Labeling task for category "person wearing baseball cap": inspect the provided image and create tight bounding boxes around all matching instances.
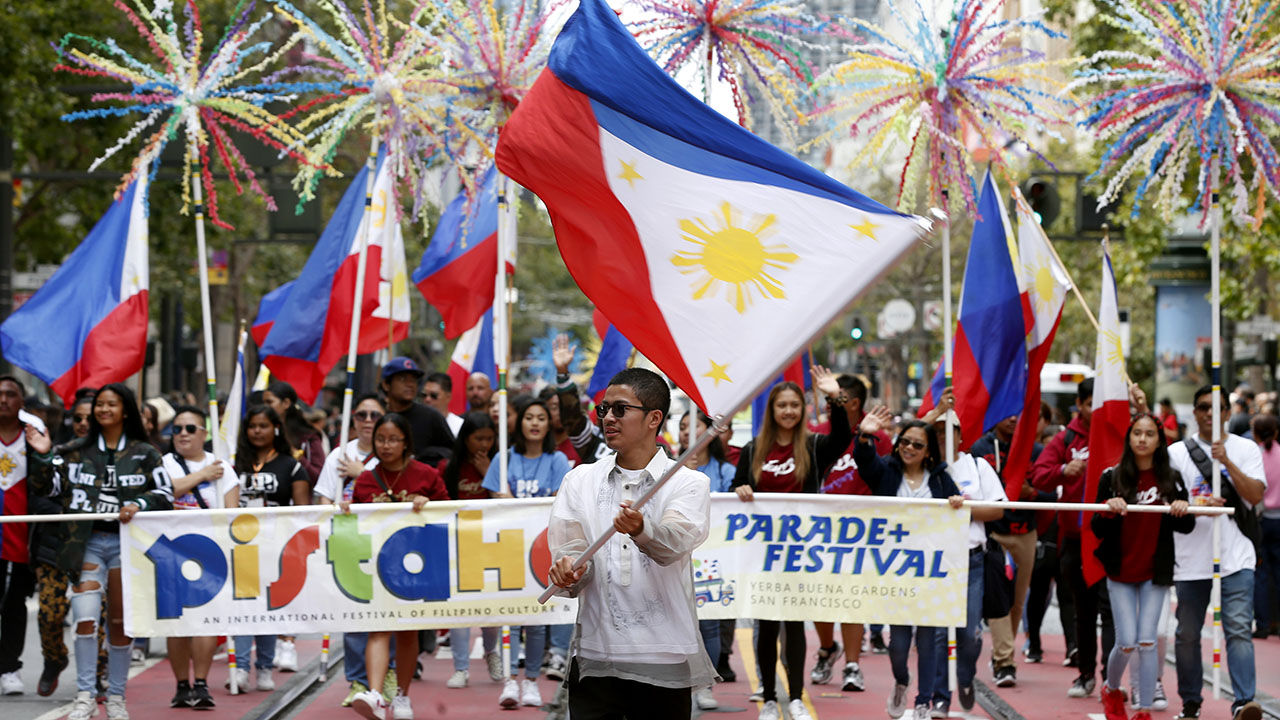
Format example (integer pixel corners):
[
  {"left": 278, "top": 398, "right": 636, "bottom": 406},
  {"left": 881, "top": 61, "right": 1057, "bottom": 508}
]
[{"left": 380, "top": 357, "right": 454, "bottom": 466}]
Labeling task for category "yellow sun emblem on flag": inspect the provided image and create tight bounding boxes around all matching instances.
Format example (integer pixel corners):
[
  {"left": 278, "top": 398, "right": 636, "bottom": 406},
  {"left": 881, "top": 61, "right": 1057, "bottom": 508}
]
[
  {"left": 1024, "top": 261, "right": 1061, "bottom": 315},
  {"left": 1101, "top": 329, "right": 1131, "bottom": 383},
  {"left": 671, "top": 201, "right": 798, "bottom": 314},
  {"left": 0, "top": 452, "right": 14, "bottom": 477}
]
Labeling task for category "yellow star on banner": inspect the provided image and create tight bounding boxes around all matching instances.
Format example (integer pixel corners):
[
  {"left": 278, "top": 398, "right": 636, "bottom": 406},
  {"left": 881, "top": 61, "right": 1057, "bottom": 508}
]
[
  {"left": 850, "top": 216, "right": 879, "bottom": 241},
  {"left": 372, "top": 189, "right": 388, "bottom": 229},
  {"left": 618, "top": 160, "right": 643, "bottom": 189},
  {"left": 703, "top": 359, "right": 732, "bottom": 387},
  {"left": 0, "top": 453, "right": 13, "bottom": 478}
]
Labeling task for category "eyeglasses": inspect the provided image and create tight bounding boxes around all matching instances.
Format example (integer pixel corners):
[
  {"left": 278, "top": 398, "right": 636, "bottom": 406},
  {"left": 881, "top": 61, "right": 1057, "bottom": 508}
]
[
  {"left": 1194, "top": 403, "right": 1214, "bottom": 413},
  {"left": 899, "top": 439, "right": 927, "bottom": 451},
  {"left": 375, "top": 436, "right": 405, "bottom": 446},
  {"left": 173, "top": 424, "right": 203, "bottom": 436},
  {"left": 355, "top": 411, "right": 383, "bottom": 421},
  {"left": 594, "top": 402, "right": 654, "bottom": 420},
  {"left": 422, "top": 391, "right": 440, "bottom": 400},
  {"left": 73, "top": 414, "right": 91, "bottom": 423}
]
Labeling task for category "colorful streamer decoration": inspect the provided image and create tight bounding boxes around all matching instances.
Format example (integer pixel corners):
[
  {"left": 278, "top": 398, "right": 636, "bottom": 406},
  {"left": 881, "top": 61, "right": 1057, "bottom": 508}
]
[
  {"left": 629, "top": 0, "right": 844, "bottom": 144},
  {"left": 268, "top": 0, "right": 450, "bottom": 220},
  {"left": 806, "top": 0, "right": 1077, "bottom": 215},
  {"left": 432, "top": 0, "right": 558, "bottom": 194},
  {"left": 1070, "top": 0, "right": 1280, "bottom": 227},
  {"left": 56, "top": 0, "right": 326, "bottom": 229}
]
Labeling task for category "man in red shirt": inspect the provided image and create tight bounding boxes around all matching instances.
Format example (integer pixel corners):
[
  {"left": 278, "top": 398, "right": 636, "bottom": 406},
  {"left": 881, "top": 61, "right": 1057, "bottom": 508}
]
[{"left": 0, "top": 376, "right": 35, "bottom": 695}]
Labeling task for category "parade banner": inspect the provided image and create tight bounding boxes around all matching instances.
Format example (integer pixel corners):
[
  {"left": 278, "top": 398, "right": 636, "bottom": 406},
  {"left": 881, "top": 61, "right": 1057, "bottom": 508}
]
[
  {"left": 120, "top": 500, "right": 577, "bottom": 638},
  {"left": 696, "top": 495, "right": 970, "bottom": 627},
  {"left": 120, "top": 494, "right": 970, "bottom": 637}
]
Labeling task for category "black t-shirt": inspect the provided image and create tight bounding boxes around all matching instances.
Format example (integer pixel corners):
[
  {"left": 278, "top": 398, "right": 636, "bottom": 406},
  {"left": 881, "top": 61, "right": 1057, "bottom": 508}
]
[
  {"left": 394, "top": 402, "right": 454, "bottom": 466},
  {"left": 238, "top": 454, "right": 307, "bottom": 508}
]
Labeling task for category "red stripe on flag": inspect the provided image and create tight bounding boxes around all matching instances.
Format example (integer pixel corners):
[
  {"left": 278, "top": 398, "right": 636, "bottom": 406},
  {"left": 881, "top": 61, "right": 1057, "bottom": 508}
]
[
  {"left": 1083, "top": 397, "right": 1130, "bottom": 586},
  {"left": 1004, "top": 316, "right": 1061, "bottom": 499},
  {"left": 950, "top": 326, "right": 990, "bottom": 452},
  {"left": 50, "top": 291, "right": 149, "bottom": 407},
  {"left": 417, "top": 233, "right": 498, "bottom": 340}
]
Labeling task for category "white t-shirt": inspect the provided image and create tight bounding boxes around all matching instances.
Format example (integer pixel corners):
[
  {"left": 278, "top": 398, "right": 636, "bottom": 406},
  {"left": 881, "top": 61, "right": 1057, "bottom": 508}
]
[
  {"left": 897, "top": 478, "right": 933, "bottom": 500},
  {"left": 314, "top": 439, "right": 380, "bottom": 503},
  {"left": 1170, "top": 433, "right": 1267, "bottom": 581},
  {"left": 948, "top": 453, "right": 1008, "bottom": 548},
  {"left": 163, "top": 452, "right": 240, "bottom": 509}
]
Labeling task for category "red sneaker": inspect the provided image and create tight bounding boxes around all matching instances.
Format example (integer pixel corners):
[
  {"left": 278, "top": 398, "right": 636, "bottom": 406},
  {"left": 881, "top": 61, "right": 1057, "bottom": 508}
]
[
  {"left": 1102, "top": 685, "right": 1129, "bottom": 720},
  {"left": 1131, "top": 712, "right": 1152, "bottom": 720}
]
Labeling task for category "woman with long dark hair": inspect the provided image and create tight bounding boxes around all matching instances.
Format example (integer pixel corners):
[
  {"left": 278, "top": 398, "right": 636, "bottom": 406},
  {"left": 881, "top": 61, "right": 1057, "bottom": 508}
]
[
  {"left": 341, "top": 413, "right": 449, "bottom": 720},
  {"left": 230, "top": 405, "right": 309, "bottom": 694},
  {"left": 263, "top": 380, "right": 325, "bottom": 485},
  {"left": 853, "top": 406, "right": 964, "bottom": 720},
  {"left": 483, "top": 399, "right": 571, "bottom": 709},
  {"left": 730, "top": 368, "right": 848, "bottom": 720},
  {"left": 27, "top": 383, "right": 173, "bottom": 720},
  {"left": 1094, "top": 414, "right": 1194, "bottom": 720}
]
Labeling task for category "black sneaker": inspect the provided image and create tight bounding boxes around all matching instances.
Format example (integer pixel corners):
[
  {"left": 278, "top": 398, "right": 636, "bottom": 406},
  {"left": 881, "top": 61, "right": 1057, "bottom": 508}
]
[
  {"left": 189, "top": 682, "right": 215, "bottom": 710},
  {"left": 37, "top": 661, "right": 66, "bottom": 697},
  {"left": 1023, "top": 646, "right": 1043, "bottom": 663},
  {"left": 995, "top": 665, "right": 1016, "bottom": 687},
  {"left": 1175, "top": 701, "right": 1201, "bottom": 719},
  {"left": 171, "top": 681, "right": 193, "bottom": 708},
  {"left": 870, "top": 633, "right": 888, "bottom": 654},
  {"left": 1233, "top": 701, "right": 1262, "bottom": 720},
  {"left": 716, "top": 656, "right": 736, "bottom": 683},
  {"left": 958, "top": 685, "right": 975, "bottom": 711}
]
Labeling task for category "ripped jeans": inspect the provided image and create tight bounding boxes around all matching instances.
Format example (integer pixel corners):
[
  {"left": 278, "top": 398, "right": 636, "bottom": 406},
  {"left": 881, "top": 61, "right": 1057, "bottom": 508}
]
[
  {"left": 71, "top": 532, "right": 130, "bottom": 697},
  {"left": 1105, "top": 578, "right": 1167, "bottom": 709}
]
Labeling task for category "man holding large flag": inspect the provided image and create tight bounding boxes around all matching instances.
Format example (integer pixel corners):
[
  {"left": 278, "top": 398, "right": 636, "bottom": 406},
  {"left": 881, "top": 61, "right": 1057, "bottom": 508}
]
[{"left": 496, "top": 0, "right": 924, "bottom": 716}]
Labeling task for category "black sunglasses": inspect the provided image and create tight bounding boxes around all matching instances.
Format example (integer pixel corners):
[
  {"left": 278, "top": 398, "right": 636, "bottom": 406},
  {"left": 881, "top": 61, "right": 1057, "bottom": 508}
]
[
  {"left": 1194, "top": 403, "right": 1215, "bottom": 413},
  {"left": 422, "top": 391, "right": 440, "bottom": 400},
  {"left": 173, "top": 424, "right": 203, "bottom": 435},
  {"left": 595, "top": 402, "right": 655, "bottom": 420},
  {"left": 898, "top": 439, "right": 927, "bottom": 451},
  {"left": 355, "top": 411, "right": 384, "bottom": 421}
]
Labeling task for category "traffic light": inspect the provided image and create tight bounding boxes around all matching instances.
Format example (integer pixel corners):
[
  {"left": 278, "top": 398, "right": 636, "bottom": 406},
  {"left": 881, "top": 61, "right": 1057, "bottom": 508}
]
[
  {"left": 850, "top": 317, "right": 864, "bottom": 340},
  {"left": 1021, "top": 177, "right": 1061, "bottom": 228}
]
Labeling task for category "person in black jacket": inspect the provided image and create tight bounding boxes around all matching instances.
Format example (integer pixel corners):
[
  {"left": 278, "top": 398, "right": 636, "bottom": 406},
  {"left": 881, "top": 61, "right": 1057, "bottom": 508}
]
[
  {"left": 852, "top": 406, "right": 963, "bottom": 720},
  {"left": 730, "top": 367, "right": 848, "bottom": 720},
  {"left": 1091, "top": 413, "right": 1193, "bottom": 720}
]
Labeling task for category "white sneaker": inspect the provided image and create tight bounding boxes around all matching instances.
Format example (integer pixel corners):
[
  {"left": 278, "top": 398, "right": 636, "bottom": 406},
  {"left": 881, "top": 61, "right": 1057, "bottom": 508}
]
[
  {"left": 0, "top": 670, "right": 23, "bottom": 695},
  {"left": 788, "top": 698, "right": 813, "bottom": 720},
  {"left": 499, "top": 678, "right": 519, "bottom": 708},
  {"left": 130, "top": 647, "right": 145, "bottom": 665},
  {"left": 484, "top": 651, "right": 503, "bottom": 682},
  {"left": 758, "top": 699, "right": 781, "bottom": 720},
  {"left": 520, "top": 679, "right": 543, "bottom": 707},
  {"left": 888, "top": 682, "right": 910, "bottom": 718},
  {"left": 106, "top": 694, "right": 129, "bottom": 720},
  {"left": 695, "top": 686, "right": 718, "bottom": 710},
  {"left": 446, "top": 670, "right": 469, "bottom": 689},
  {"left": 225, "top": 668, "right": 251, "bottom": 694},
  {"left": 276, "top": 641, "right": 298, "bottom": 672},
  {"left": 257, "top": 669, "right": 275, "bottom": 691},
  {"left": 545, "top": 653, "right": 567, "bottom": 681},
  {"left": 842, "top": 662, "right": 865, "bottom": 692},
  {"left": 68, "top": 691, "right": 97, "bottom": 720},
  {"left": 912, "top": 704, "right": 931, "bottom": 720},
  {"left": 351, "top": 689, "right": 387, "bottom": 720},
  {"left": 391, "top": 694, "right": 413, "bottom": 720}
]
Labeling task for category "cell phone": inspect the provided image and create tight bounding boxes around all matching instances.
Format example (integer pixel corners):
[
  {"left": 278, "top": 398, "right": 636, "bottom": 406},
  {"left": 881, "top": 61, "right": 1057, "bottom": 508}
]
[{"left": 19, "top": 409, "right": 47, "bottom": 436}]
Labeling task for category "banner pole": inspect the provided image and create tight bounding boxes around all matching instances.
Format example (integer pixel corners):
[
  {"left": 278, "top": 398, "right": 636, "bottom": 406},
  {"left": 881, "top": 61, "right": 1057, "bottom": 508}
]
[
  {"left": 337, "top": 134, "right": 381, "bottom": 457},
  {"left": 1210, "top": 191, "right": 1222, "bottom": 699},
  {"left": 935, "top": 200, "right": 958, "bottom": 694},
  {"left": 495, "top": 173, "right": 512, "bottom": 496},
  {"left": 188, "top": 122, "right": 221, "bottom": 477}
]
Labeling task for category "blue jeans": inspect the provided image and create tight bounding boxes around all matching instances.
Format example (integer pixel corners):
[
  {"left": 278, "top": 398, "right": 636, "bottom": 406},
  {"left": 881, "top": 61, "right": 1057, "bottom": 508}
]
[
  {"left": 344, "top": 633, "right": 368, "bottom": 685},
  {"left": 449, "top": 627, "right": 499, "bottom": 672},
  {"left": 934, "top": 548, "right": 985, "bottom": 701},
  {"left": 1175, "top": 570, "right": 1256, "bottom": 711},
  {"left": 509, "top": 625, "right": 548, "bottom": 679},
  {"left": 234, "top": 635, "right": 276, "bottom": 671},
  {"left": 1256, "top": 517, "right": 1280, "bottom": 632},
  {"left": 549, "top": 623, "right": 573, "bottom": 656},
  {"left": 890, "top": 625, "right": 939, "bottom": 706},
  {"left": 72, "top": 532, "right": 129, "bottom": 696},
  {"left": 1106, "top": 579, "right": 1166, "bottom": 708},
  {"left": 699, "top": 619, "right": 720, "bottom": 668}
]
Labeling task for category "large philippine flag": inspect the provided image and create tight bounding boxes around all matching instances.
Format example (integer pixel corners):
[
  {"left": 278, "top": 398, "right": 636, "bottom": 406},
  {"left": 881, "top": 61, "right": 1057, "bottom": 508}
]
[
  {"left": 920, "top": 173, "right": 1028, "bottom": 453},
  {"left": 495, "top": 0, "right": 924, "bottom": 417},
  {"left": 1083, "top": 241, "right": 1131, "bottom": 586},
  {"left": 1, "top": 179, "right": 148, "bottom": 406},
  {"left": 413, "top": 166, "right": 515, "bottom": 339},
  {"left": 585, "top": 309, "right": 634, "bottom": 404},
  {"left": 1003, "top": 194, "right": 1071, "bottom": 498},
  {"left": 447, "top": 310, "right": 496, "bottom": 416},
  {"left": 259, "top": 148, "right": 410, "bottom": 403}
]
